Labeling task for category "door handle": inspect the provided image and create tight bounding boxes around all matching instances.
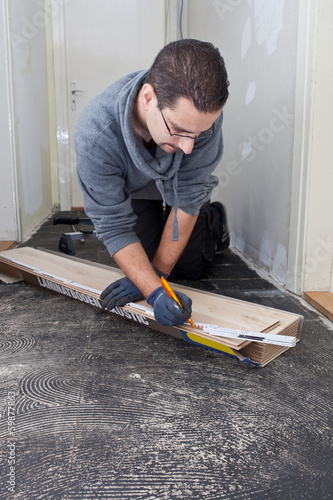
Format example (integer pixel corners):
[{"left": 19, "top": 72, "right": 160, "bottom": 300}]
[{"left": 70, "top": 81, "right": 85, "bottom": 110}]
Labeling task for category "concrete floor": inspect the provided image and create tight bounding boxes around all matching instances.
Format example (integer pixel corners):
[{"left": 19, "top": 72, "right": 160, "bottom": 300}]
[{"left": 0, "top": 211, "right": 332, "bottom": 499}]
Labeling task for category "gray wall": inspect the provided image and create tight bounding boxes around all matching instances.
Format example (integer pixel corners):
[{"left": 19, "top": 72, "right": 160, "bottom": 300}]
[{"left": 188, "top": 0, "right": 299, "bottom": 285}]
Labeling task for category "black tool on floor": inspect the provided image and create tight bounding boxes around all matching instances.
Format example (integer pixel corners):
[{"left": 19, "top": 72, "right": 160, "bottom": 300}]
[{"left": 53, "top": 216, "right": 96, "bottom": 255}]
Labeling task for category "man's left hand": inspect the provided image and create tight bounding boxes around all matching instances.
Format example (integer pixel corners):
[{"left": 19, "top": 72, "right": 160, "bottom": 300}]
[{"left": 100, "top": 277, "right": 144, "bottom": 310}]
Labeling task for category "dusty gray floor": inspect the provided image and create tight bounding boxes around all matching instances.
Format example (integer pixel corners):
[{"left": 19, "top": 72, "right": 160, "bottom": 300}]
[{"left": 0, "top": 212, "right": 332, "bottom": 499}]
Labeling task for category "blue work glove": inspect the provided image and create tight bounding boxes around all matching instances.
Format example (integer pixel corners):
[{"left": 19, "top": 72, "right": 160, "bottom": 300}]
[
  {"left": 100, "top": 277, "right": 144, "bottom": 310},
  {"left": 146, "top": 286, "right": 192, "bottom": 326}
]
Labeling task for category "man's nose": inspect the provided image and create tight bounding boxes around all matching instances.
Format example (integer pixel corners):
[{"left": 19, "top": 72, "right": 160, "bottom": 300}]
[{"left": 178, "top": 138, "right": 194, "bottom": 155}]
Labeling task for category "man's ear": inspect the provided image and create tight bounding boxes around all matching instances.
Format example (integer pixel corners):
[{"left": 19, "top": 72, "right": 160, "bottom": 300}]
[{"left": 141, "top": 83, "right": 156, "bottom": 111}]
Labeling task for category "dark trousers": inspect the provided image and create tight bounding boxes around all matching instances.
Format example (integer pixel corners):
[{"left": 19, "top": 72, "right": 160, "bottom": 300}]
[{"left": 131, "top": 199, "right": 220, "bottom": 280}]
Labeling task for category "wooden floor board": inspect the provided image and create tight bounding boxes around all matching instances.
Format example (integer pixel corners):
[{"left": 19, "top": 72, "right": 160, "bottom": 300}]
[
  {"left": 304, "top": 291, "right": 333, "bottom": 322},
  {"left": 0, "top": 247, "right": 303, "bottom": 366},
  {"left": 0, "top": 241, "right": 17, "bottom": 251}
]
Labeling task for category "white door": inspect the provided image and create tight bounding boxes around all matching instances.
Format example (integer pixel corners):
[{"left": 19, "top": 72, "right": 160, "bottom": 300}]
[{"left": 54, "top": 0, "right": 166, "bottom": 209}]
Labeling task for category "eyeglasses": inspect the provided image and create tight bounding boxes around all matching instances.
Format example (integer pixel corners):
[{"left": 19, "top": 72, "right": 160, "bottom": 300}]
[{"left": 155, "top": 93, "right": 215, "bottom": 141}]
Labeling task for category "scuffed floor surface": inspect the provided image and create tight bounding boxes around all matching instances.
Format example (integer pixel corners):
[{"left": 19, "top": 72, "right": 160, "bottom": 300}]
[{"left": 0, "top": 212, "right": 332, "bottom": 499}]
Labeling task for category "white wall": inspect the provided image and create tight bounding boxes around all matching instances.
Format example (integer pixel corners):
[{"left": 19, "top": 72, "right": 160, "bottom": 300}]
[
  {"left": 0, "top": 1, "right": 18, "bottom": 241},
  {"left": 187, "top": 0, "right": 299, "bottom": 285},
  {"left": 0, "top": 0, "right": 53, "bottom": 242},
  {"left": 302, "top": 0, "right": 333, "bottom": 292}
]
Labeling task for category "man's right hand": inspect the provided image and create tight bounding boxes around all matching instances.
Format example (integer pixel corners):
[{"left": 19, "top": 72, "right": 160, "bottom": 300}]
[
  {"left": 146, "top": 286, "right": 192, "bottom": 326},
  {"left": 100, "top": 277, "right": 144, "bottom": 310}
]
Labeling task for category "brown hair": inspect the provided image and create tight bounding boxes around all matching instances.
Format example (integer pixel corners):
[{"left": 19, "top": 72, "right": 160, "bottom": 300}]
[{"left": 144, "top": 39, "right": 229, "bottom": 112}]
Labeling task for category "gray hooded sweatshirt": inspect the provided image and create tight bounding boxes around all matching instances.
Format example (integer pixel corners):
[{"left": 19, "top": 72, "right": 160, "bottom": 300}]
[{"left": 75, "top": 70, "right": 224, "bottom": 257}]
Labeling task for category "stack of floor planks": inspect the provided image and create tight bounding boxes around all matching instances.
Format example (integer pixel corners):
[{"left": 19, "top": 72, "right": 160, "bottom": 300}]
[
  {"left": 0, "top": 248, "right": 303, "bottom": 367},
  {"left": 239, "top": 315, "right": 300, "bottom": 366}
]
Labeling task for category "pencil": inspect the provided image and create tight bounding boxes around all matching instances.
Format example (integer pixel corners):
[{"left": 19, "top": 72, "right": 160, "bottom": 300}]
[{"left": 161, "top": 276, "right": 195, "bottom": 328}]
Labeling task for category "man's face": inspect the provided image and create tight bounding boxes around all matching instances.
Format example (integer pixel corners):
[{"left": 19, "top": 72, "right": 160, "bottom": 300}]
[{"left": 146, "top": 95, "right": 221, "bottom": 155}]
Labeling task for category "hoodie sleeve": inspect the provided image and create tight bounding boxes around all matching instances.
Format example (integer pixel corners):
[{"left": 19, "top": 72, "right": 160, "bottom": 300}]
[
  {"left": 167, "top": 111, "right": 224, "bottom": 215},
  {"left": 75, "top": 129, "right": 140, "bottom": 257}
]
